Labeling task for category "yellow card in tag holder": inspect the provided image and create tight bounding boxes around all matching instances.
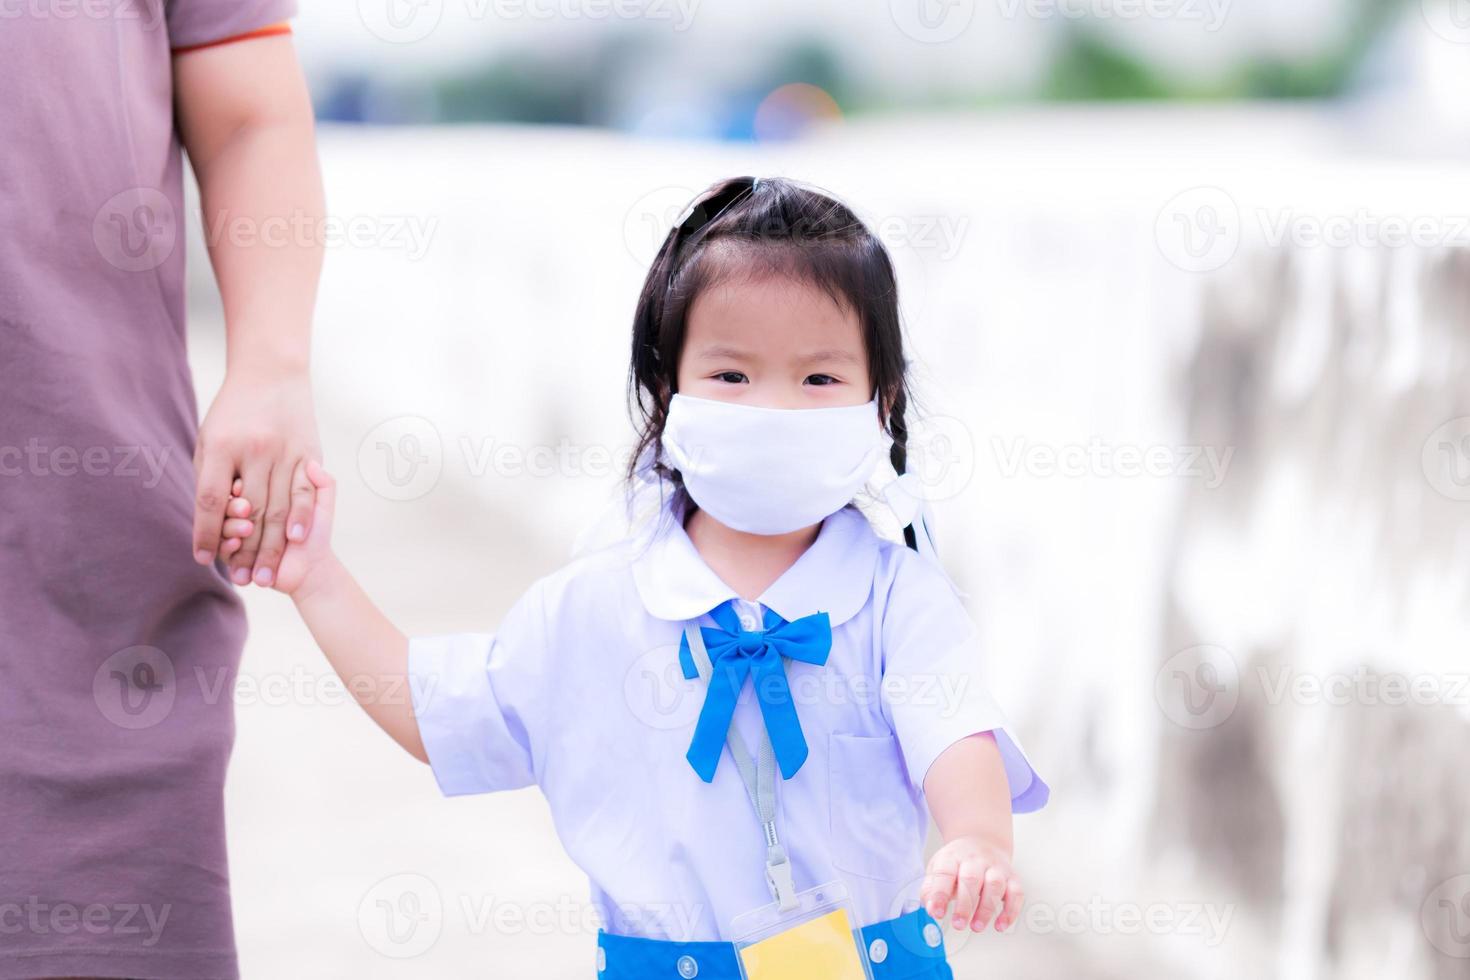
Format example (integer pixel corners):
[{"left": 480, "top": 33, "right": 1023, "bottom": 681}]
[
  {"left": 738, "top": 908, "right": 867, "bottom": 980},
  {"left": 731, "top": 881, "right": 873, "bottom": 980}
]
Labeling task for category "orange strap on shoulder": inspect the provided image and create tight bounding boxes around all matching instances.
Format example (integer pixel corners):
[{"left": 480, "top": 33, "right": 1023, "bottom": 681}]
[{"left": 172, "top": 22, "right": 292, "bottom": 56}]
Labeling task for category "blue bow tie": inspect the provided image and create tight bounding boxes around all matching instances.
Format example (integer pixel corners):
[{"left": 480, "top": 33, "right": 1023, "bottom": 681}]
[{"left": 678, "top": 600, "right": 833, "bottom": 783}]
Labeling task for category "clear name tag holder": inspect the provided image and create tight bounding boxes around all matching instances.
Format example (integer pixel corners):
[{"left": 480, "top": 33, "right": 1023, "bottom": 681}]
[
  {"left": 683, "top": 623, "right": 874, "bottom": 980},
  {"left": 731, "top": 879, "right": 873, "bottom": 980}
]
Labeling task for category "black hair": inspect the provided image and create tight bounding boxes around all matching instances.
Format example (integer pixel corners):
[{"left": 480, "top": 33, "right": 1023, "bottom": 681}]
[{"left": 626, "top": 176, "right": 918, "bottom": 549}]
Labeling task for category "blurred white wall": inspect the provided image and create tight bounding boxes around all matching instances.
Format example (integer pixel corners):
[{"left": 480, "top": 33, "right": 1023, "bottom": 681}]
[{"left": 183, "top": 102, "right": 1470, "bottom": 978}]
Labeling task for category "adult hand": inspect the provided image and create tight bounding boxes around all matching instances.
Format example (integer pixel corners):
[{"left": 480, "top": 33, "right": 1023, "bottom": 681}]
[
  {"left": 192, "top": 366, "right": 320, "bottom": 587},
  {"left": 176, "top": 33, "right": 324, "bottom": 589}
]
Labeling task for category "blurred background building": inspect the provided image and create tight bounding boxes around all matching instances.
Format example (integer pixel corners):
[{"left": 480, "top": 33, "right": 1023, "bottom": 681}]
[{"left": 184, "top": 1, "right": 1470, "bottom": 976}]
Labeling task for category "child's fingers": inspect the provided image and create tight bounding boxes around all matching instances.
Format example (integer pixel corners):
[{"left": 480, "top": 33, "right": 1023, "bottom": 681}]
[
  {"left": 305, "top": 460, "right": 337, "bottom": 523},
  {"left": 994, "top": 877, "right": 1025, "bottom": 933},
  {"left": 221, "top": 536, "right": 243, "bottom": 557},
  {"left": 920, "top": 855, "right": 959, "bottom": 920},
  {"left": 950, "top": 859, "right": 984, "bottom": 929},
  {"left": 306, "top": 459, "right": 335, "bottom": 492},
  {"left": 286, "top": 458, "right": 315, "bottom": 543},
  {"left": 228, "top": 461, "right": 270, "bottom": 585},
  {"left": 226, "top": 495, "right": 251, "bottom": 520},
  {"left": 222, "top": 518, "right": 255, "bottom": 540},
  {"left": 970, "top": 867, "right": 1008, "bottom": 932},
  {"left": 232, "top": 477, "right": 244, "bottom": 497}
]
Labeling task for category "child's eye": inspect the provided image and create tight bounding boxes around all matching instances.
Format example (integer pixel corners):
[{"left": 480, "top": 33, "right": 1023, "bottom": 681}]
[
  {"left": 713, "top": 371, "right": 748, "bottom": 384},
  {"left": 804, "top": 374, "right": 840, "bottom": 386}
]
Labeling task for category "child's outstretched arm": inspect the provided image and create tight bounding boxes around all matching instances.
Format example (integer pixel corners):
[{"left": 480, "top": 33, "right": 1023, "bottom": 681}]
[
  {"left": 232, "top": 462, "right": 427, "bottom": 762},
  {"left": 920, "top": 732, "right": 1021, "bottom": 934}
]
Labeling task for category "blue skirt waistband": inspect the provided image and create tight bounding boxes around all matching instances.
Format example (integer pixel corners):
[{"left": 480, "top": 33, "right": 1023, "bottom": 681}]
[{"left": 596, "top": 907, "right": 953, "bottom": 979}]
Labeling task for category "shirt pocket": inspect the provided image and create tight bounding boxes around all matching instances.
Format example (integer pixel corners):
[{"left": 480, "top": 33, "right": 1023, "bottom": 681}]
[{"left": 826, "top": 731, "right": 925, "bottom": 881}]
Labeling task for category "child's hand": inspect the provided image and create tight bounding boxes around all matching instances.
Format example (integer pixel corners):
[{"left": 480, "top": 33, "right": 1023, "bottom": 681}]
[
  {"left": 920, "top": 835, "right": 1023, "bottom": 934},
  {"left": 222, "top": 461, "right": 337, "bottom": 596},
  {"left": 213, "top": 478, "right": 255, "bottom": 561}
]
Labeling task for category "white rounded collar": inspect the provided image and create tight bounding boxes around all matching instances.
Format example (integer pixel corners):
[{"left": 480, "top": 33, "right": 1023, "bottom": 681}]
[{"left": 630, "top": 503, "right": 881, "bottom": 626}]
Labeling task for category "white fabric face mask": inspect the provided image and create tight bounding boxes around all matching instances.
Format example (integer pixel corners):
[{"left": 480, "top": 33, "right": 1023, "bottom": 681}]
[{"left": 660, "top": 393, "right": 888, "bottom": 535}]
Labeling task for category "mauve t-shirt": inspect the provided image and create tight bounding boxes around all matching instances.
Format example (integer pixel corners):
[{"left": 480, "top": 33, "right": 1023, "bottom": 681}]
[{"left": 0, "top": 2, "right": 294, "bottom": 977}]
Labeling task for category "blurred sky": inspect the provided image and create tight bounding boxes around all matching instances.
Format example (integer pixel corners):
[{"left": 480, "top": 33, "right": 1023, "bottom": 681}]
[
  {"left": 289, "top": 0, "right": 1470, "bottom": 138},
  {"left": 303, "top": 0, "right": 1352, "bottom": 73}
]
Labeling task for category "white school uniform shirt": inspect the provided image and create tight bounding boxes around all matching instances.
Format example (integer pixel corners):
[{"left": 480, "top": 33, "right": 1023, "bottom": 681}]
[{"left": 409, "top": 502, "right": 1048, "bottom": 941}]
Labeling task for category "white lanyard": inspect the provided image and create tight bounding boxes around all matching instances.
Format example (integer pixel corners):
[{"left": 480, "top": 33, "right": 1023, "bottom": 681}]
[{"left": 683, "top": 619, "right": 800, "bottom": 911}]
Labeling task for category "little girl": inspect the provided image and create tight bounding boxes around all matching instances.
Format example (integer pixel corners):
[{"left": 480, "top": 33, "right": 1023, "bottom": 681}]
[{"left": 236, "top": 177, "right": 1048, "bottom": 978}]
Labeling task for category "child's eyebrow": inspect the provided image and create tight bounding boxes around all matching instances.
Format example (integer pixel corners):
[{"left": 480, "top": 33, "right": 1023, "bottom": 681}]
[
  {"left": 692, "top": 345, "right": 751, "bottom": 361},
  {"left": 799, "top": 348, "right": 861, "bottom": 365}
]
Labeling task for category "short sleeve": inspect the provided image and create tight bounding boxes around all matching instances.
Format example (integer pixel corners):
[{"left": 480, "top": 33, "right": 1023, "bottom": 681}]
[
  {"left": 880, "top": 551, "right": 1049, "bottom": 813},
  {"left": 166, "top": 0, "right": 296, "bottom": 51},
  {"left": 409, "top": 586, "right": 548, "bottom": 797}
]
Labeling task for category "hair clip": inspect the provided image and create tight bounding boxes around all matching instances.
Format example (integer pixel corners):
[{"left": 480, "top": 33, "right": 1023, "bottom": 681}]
[
  {"left": 663, "top": 179, "right": 759, "bottom": 293},
  {"left": 670, "top": 178, "right": 757, "bottom": 237}
]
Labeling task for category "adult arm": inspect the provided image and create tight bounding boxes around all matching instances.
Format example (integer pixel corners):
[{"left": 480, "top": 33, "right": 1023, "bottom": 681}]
[{"left": 175, "top": 34, "right": 324, "bottom": 587}]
